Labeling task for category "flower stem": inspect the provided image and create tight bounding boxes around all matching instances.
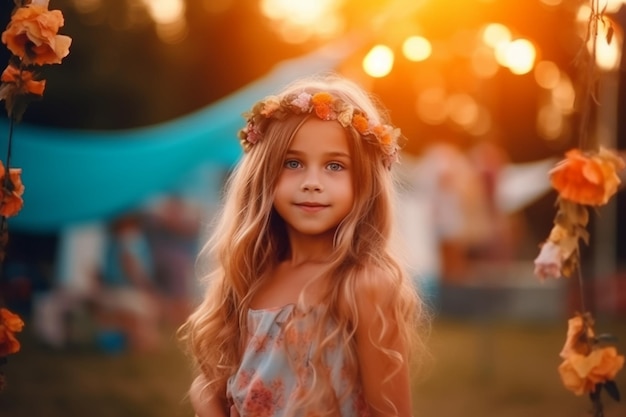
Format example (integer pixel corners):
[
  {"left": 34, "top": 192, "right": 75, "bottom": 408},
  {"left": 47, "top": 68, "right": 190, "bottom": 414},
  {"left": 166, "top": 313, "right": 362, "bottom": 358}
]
[
  {"left": 578, "top": 0, "right": 601, "bottom": 152},
  {"left": 576, "top": 250, "right": 587, "bottom": 316},
  {"left": 0, "top": 115, "right": 14, "bottom": 305}
]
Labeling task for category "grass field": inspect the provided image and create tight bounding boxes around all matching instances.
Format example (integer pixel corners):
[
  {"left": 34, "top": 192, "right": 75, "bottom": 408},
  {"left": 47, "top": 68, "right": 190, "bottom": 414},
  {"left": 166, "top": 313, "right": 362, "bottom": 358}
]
[{"left": 0, "top": 316, "right": 625, "bottom": 417}]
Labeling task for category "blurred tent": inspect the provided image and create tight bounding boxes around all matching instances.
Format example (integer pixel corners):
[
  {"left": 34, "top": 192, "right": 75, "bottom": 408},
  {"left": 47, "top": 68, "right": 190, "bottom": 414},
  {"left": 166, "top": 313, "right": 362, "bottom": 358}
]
[{"left": 0, "top": 36, "right": 364, "bottom": 232}]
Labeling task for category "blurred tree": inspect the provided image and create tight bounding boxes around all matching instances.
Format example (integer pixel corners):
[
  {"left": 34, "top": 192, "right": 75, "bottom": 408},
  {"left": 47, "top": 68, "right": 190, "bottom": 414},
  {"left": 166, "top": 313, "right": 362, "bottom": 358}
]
[{"left": 0, "top": 0, "right": 309, "bottom": 130}]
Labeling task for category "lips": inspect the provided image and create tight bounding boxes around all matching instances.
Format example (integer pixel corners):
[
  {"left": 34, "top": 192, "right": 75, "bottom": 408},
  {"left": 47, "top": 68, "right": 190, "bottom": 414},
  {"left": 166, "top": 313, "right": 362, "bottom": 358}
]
[{"left": 295, "top": 202, "right": 328, "bottom": 212}]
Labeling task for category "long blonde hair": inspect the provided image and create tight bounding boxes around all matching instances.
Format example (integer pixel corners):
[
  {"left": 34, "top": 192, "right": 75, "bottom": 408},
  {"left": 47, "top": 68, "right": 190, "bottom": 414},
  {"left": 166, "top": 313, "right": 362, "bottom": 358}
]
[{"left": 179, "top": 73, "right": 427, "bottom": 415}]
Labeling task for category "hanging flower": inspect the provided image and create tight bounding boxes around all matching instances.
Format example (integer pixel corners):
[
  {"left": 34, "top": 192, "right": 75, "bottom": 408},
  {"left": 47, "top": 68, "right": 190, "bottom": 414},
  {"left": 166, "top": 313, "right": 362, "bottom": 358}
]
[
  {"left": 0, "top": 63, "right": 45, "bottom": 95},
  {"left": 549, "top": 148, "right": 625, "bottom": 207},
  {"left": 0, "top": 63, "right": 46, "bottom": 118},
  {"left": 557, "top": 315, "right": 624, "bottom": 396},
  {"left": 0, "top": 161, "right": 24, "bottom": 218},
  {"left": 0, "top": 1, "right": 72, "bottom": 66},
  {"left": 0, "top": 1, "right": 71, "bottom": 392},
  {"left": 533, "top": 222, "right": 581, "bottom": 280},
  {"left": 533, "top": 241, "right": 564, "bottom": 280},
  {"left": 0, "top": 308, "right": 24, "bottom": 356}
]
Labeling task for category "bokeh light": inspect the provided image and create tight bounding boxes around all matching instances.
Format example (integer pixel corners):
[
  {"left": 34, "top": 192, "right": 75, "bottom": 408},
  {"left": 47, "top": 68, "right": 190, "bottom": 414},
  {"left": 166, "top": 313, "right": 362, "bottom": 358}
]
[
  {"left": 363, "top": 45, "right": 395, "bottom": 78},
  {"left": 551, "top": 75, "right": 576, "bottom": 114},
  {"left": 471, "top": 45, "right": 499, "bottom": 79},
  {"left": 537, "top": 103, "right": 564, "bottom": 140},
  {"left": 534, "top": 60, "right": 560, "bottom": 89},
  {"left": 416, "top": 87, "right": 447, "bottom": 125},
  {"left": 482, "top": 23, "right": 511, "bottom": 49},
  {"left": 141, "top": 0, "right": 185, "bottom": 25},
  {"left": 71, "top": 0, "right": 102, "bottom": 14},
  {"left": 202, "top": 0, "right": 234, "bottom": 14},
  {"left": 447, "top": 93, "right": 479, "bottom": 128},
  {"left": 503, "top": 39, "right": 536, "bottom": 75},
  {"left": 402, "top": 36, "right": 432, "bottom": 62},
  {"left": 141, "top": 0, "right": 187, "bottom": 43}
]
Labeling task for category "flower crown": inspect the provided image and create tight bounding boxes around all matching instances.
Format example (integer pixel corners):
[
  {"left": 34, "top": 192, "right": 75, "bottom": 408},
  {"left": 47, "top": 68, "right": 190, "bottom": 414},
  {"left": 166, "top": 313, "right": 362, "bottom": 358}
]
[{"left": 238, "top": 91, "right": 402, "bottom": 169}]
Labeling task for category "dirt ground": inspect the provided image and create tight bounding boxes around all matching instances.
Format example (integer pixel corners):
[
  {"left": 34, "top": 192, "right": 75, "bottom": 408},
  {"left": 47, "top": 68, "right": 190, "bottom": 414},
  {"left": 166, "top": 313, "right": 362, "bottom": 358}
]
[{"left": 0, "top": 316, "right": 625, "bottom": 417}]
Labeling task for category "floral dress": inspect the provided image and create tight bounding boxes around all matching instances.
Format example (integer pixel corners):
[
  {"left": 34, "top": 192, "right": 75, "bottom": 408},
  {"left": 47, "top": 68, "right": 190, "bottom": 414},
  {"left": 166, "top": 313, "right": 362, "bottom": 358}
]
[{"left": 226, "top": 304, "right": 370, "bottom": 417}]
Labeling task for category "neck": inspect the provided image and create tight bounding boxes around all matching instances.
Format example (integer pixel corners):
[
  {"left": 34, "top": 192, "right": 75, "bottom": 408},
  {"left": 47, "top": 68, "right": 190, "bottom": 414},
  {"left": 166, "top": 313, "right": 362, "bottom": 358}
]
[{"left": 284, "top": 231, "right": 335, "bottom": 266}]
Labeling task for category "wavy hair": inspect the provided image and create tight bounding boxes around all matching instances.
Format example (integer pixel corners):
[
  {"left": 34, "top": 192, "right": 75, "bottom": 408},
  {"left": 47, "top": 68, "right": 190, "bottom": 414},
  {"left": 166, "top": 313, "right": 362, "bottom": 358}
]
[{"left": 178, "top": 73, "right": 428, "bottom": 416}]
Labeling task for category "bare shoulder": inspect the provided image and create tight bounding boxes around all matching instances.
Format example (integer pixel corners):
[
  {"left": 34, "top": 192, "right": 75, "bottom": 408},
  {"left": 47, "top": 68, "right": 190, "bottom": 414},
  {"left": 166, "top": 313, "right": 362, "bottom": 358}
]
[{"left": 353, "top": 263, "right": 402, "bottom": 311}]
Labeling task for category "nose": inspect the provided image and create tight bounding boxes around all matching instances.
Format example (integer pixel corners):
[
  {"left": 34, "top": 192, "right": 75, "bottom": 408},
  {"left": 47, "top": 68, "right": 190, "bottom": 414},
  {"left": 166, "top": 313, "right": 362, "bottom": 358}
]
[
  {"left": 301, "top": 170, "right": 323, "bottom": 192},
  {"left": 301, "top": 182, "right": 322, "bottom": 192}
]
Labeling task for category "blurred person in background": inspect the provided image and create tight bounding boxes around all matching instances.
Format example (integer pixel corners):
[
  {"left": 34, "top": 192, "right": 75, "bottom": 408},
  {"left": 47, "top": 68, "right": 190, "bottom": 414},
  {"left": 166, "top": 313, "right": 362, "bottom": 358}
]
[
  {"left": 144, "top": 194, "right": 203, "bottom": 327},
  {"left": 93, "top": 212, "right": 163, "bottom": 353},
  {"left": 33, "top": 212, "right": 163, "bottom": 353}
]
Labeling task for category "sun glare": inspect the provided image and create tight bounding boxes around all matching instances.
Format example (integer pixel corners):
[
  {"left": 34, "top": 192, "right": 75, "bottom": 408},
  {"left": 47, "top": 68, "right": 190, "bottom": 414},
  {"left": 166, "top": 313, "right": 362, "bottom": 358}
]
[{"left": 260, "top": 0, "right": 343, "bottom": 42}]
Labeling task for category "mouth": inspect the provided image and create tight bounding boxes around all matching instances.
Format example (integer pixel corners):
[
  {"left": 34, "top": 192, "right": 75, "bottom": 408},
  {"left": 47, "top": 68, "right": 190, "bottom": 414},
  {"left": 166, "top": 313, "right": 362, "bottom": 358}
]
[{"left": 295, "top": 202, "right": 328, "bottom": 212}]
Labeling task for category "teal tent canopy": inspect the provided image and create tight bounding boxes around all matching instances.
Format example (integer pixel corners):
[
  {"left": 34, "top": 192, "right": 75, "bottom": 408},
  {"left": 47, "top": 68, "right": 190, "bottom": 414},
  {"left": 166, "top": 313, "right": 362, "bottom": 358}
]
[{"left": 0, "top": 38, "right": 362, "bottom": 232}]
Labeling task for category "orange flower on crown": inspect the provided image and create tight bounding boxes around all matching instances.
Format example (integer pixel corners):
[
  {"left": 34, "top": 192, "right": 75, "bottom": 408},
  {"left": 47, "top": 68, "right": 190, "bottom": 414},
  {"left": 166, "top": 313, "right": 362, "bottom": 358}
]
[
  {"left": 372, "top": 125, "right": 392, "bottom": 145},
  {"left": 0, "top": 308, "right": 24, "bottom": 356},
  {"left": 557, "top": 315, "right": 625, "bottom": 396},
  {"left": 0, "top": 161, "right": 25, "bottom": 218},
  {"left": 311, "top": 92, "right": 333, "bottom": 120},
  {"left": 1, "top": 1, "right": 72, "bottom": 66},
  {"left": 352, "top": 114, "right": 369, "bottom": 134},
  {"left": 549, "top": 148, "right": 625, "bottom": 206}
]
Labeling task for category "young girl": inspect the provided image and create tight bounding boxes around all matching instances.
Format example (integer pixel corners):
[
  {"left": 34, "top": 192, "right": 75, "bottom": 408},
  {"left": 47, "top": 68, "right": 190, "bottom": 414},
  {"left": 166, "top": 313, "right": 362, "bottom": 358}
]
[{"left": 178, "top": 73, "right": 427, "bottom": 417}]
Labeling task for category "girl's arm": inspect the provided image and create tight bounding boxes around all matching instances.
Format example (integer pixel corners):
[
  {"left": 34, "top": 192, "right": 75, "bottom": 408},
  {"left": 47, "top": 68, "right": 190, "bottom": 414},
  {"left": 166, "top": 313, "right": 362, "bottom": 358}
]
[
  {"left": 189, "top": 375, "right": 228, "bottom": 417},
  {"left": 354, "top": 277, "right": 413, "bottom": 417}
]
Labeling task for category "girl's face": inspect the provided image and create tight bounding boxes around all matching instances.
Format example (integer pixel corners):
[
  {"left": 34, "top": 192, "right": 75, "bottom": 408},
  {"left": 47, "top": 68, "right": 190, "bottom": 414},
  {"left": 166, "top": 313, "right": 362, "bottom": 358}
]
[{"left": 273, "top": 118, "right": 354, "bottom": 240}]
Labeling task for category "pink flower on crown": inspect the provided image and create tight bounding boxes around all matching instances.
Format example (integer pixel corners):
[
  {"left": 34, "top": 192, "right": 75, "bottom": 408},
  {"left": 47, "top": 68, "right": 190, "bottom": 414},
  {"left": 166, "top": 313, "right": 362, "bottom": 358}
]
[
  {"left": 290, "top": 92, "right": 312, "bottom": 113},
  {"left": 383, "top": 149, "right": 399, "bottom": 169},
  {"left": 245, "top": 122, "right": 262, "bottom": 144},
  {"left": 260, "top": 95, "right": 280, "bottom": 117}
]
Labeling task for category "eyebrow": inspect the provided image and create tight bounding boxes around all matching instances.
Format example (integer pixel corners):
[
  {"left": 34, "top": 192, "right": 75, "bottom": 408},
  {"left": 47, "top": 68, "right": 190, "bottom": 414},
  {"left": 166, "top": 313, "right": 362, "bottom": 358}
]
[{"left": 285, "top": 150, "right": 351, "bottom": 159}]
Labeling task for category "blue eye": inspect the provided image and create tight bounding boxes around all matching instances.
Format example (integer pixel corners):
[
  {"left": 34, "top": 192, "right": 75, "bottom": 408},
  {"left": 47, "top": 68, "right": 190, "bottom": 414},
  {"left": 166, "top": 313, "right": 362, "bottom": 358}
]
[
  {"left": 327, "top": 162, "right": 343, "bottom": 171},
  {"left": 285, "top": 160, "right": 301, "bottom": 169}
]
